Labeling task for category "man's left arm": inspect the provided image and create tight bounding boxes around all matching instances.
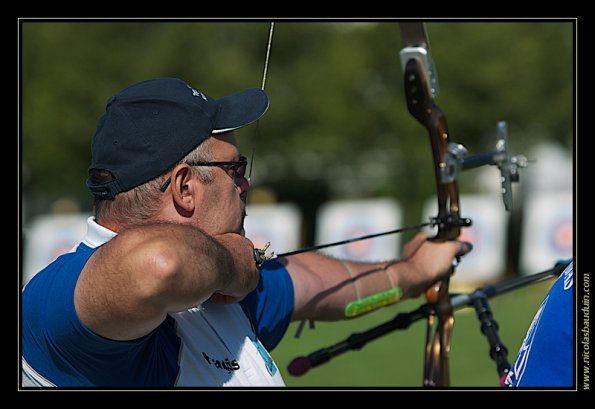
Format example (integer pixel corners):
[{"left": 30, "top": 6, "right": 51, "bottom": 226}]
[{"left": 284, "top": 233, "right": 464, "bottom": 321}]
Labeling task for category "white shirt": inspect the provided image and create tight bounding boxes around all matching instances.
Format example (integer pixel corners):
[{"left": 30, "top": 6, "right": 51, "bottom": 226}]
[{"left": 22, "top": 217, "right": 285, "bottom": 387}]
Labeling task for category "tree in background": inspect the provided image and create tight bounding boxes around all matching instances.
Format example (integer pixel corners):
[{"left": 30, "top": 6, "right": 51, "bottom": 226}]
[{"left": 21, "top": 20, "right": 573, "bottom": 235}]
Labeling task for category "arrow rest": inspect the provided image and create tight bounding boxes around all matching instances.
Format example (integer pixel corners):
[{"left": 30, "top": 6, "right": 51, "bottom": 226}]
[{"left": 429, "top": 214, "right": 472, "bottom": 231}]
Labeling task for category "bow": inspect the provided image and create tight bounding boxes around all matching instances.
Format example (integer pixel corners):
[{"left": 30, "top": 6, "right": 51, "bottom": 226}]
[
  {"left": 399, "top": 22, "right": 472, "bottom": 387},
  {"left": 255, "top": 22, "right": 529, "bottom": 385}
]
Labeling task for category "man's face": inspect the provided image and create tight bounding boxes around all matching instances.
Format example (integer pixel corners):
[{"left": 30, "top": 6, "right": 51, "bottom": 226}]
[{"left": 193, "top": 132, "right": 251, "bottom": 236}]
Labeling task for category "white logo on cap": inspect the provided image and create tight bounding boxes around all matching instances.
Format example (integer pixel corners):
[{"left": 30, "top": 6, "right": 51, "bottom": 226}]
[{"left": 187, "top": 84, "right": 208, "bottom": 101}]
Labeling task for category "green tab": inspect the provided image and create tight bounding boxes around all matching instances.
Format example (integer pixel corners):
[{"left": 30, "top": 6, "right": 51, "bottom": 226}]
[{"left": 344, "top": 288, "right": 403, "bottom": 318}]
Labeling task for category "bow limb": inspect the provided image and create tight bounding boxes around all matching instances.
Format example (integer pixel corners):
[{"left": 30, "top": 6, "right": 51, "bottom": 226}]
[{"left": 400, "top": 22, "right": 470, "bottom": 387}]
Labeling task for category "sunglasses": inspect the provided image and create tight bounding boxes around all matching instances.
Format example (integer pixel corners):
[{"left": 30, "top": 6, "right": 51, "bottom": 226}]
[{"left": 159, "top": 156, "right": 248, "bottom": 192}]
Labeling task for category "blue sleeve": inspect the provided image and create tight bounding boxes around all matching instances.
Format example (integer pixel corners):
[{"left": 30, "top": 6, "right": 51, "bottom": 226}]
[
  {"left": 22, "top": 247, "right": 180, "bottom": 387},
  {"left": 504, "top": 261, "right": 574, "bottom": 387},
  {"left": 240, "top": 259, "right": 294, "bottom": 351}
]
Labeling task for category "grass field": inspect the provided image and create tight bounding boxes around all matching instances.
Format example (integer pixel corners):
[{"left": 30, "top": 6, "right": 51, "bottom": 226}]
[{"left": 269, "top": 279, "right": 554, "bottom": 388}]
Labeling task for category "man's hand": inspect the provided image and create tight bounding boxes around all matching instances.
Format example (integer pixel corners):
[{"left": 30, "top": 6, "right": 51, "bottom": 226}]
[
  {"left": 398, "top": 233, "right": 472, "bottom": 298},
  {"left": 210, "top": 233, "right": 261, "bottom": 304}
]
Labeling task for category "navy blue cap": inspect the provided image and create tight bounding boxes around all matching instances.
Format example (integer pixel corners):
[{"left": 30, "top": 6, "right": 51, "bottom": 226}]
[{"left": 86, "top": 78, "right": 269, "bottom": 199}]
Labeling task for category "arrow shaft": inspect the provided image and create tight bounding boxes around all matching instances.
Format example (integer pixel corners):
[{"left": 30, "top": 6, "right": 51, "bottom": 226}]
[{"left": 273, "top": 222, "right": 430, "bottom": 259}]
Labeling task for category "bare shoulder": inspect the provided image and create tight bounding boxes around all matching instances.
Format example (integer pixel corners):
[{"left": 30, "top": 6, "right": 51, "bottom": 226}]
[
  {"left": 73, "top": 222, "right": 230, "bottom": 341},
  {"left": 73, "top": 224, "right": 183, "bottom": 341}
]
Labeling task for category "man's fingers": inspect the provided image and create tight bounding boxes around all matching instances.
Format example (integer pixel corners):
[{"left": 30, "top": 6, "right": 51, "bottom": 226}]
[{"left": 402, "top": 233, "right": 430, "bottom": 259}]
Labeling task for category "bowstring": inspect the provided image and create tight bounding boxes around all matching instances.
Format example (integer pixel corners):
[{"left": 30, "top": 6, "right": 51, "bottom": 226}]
[
  {"left": 248, "top": 22, "right": 275, "bottom": 181},
  {"left": 251, "top": 23, "right": 316, "bottom": 339},
  {"left": 261, "top": 22, "right": 275, "bottom": 91}
]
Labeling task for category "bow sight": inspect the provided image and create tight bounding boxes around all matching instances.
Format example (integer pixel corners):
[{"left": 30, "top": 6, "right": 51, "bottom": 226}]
[{"left": 442, "top": 121, "right": 529, "bottom": 211}]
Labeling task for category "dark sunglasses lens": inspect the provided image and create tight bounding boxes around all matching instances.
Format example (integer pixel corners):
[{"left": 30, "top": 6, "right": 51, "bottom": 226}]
[{"left": 236, "top": 163, "right": 247, "bottom": 178}]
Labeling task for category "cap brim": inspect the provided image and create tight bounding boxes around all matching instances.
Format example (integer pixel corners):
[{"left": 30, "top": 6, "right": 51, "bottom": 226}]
[{"left": 212, "top": 88, "right": 269, "bottom": 134}]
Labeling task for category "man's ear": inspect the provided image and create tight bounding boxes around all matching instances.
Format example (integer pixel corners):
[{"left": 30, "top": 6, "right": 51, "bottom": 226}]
[{"left": 170, "top": 164, "right": 196, "bottom": 215}]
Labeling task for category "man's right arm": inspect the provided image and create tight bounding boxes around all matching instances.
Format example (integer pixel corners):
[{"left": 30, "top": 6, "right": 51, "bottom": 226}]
[{"left": 74, "top": 223, "right": 259, "bottom": 341}]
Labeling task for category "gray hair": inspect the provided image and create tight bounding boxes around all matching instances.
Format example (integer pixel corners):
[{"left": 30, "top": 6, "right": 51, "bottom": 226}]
[{"left": 93, "top": 138, "right": 216, "bottom": 226}]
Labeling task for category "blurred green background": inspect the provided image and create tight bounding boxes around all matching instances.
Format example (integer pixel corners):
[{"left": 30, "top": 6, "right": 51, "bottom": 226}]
[
  {"left": 21, "top": 20, "right": 573, "bottom": 227},
  {"left": 270, "top": 279, "right": 554, "bottom": 387},
  {"left": 20, "top": 19, "right": 574, "bottom": 387}
]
